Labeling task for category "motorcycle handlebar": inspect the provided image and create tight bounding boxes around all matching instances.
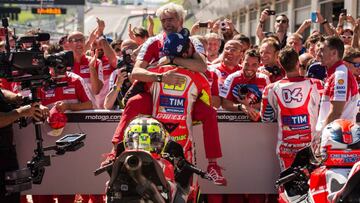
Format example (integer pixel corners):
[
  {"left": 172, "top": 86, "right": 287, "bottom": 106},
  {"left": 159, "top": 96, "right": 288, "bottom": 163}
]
[
  {"left": 177, "top": 159, "right": 211, "bottom": 180},
  {"left": 275, "top": 172, "right": 299, "bottom": 186}
]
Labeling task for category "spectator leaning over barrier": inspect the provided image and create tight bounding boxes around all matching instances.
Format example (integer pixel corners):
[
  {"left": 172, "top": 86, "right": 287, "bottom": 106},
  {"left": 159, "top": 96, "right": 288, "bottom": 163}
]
[
  {"left": 258, "top": 38, "right": 285, "bottom": 83},
  {"left": 257, "top": 9, "right": 289, "bottom": 48},
  {"left": 221, "top": 49, "right": 270, "bottom": 121},
  {"left": 260, "top": 46, "right": 323, "bottom": 171},
  {"left": 315, "top": 36, "right": 359, "bottom": 153},
  {"left": 67, "top": 31, "right": 103, "bottom": 108}
]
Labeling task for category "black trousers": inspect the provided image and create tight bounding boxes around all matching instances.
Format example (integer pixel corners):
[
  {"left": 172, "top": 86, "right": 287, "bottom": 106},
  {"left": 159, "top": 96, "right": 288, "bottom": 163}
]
[{"left": 0, "top": 146, "right": 20, "bottom": 203}]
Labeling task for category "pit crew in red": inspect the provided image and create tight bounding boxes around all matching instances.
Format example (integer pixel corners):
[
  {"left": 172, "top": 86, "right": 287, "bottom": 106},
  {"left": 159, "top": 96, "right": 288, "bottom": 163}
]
[
  {"left": 315, "top": 36, "right": 359, "bottom": 132},
  {"left": 38, "top": 71, "right": 93, "bottom": 110},
  {"left": 221, "top": 49, "right": 270, "bottom": 121},
  {"left": 260, "top": 47, "right": 323, "bottom": 170},
  {"left": 208, "top": 40, "right": 243, "bottom": 92},
  {"left": 67, "top": 31, "right": 104, "bottom": 108}
]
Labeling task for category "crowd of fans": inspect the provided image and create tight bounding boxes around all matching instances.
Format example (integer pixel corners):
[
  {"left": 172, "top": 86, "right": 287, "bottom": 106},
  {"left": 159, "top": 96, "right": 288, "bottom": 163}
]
[{"left": 1, "top": 2, "right": 360, "bottom": 203}]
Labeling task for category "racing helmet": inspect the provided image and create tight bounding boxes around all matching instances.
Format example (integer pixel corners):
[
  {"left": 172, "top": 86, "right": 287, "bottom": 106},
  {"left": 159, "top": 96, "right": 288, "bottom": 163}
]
[
  {"left": 321, "top": 119, "right": 360, "bottom": 166},
  {"left": 321, "top": 119, "right": 360, "bottom": 150},
  {"left": 124, "top": 116, "right": 167, "bottom": 154}
]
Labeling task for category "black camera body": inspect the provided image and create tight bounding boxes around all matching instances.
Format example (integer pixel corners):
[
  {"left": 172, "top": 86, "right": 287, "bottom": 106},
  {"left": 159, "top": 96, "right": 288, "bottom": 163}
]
[
  {"left": 265, "top": 66, "right": 282, "bottom": 76},
  {"left": 116, "top": 49, "right": 134, "bottom": 97}
]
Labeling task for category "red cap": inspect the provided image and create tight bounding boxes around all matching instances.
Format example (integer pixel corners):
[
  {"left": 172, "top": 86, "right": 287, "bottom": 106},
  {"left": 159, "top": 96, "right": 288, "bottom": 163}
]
[{"left": 48, "top": 106, "right": 67, "bottom": 129}]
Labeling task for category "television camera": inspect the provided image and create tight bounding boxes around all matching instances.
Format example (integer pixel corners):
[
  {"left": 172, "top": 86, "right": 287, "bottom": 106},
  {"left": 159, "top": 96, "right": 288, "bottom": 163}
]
[{"left": 0, "top": 18, "right": 85, "bottom": 193}]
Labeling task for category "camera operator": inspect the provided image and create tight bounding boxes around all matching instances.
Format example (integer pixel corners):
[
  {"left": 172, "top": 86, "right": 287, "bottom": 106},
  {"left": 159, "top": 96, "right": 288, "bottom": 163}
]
[
  {"left": 38, "top": 44, "right": 93, "bottom": 113},
  {"left": 104, "top": 39, "right": 138, "bottom": 109},
  {"left": 0, "top": 88, "right": 48, "bottom": 203}
]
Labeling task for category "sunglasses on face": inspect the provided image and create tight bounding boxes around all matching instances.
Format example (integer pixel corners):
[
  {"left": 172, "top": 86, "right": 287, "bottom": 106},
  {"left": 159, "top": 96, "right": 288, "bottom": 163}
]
[
  {"left": 347, "top": 61, "right": 360, "bottom": 68},
  {"left": 114, "top": 48, "right": 121, "bottom": 52},
  {"left": 341, "top": 35, "right": 352, "bottom": 39},
  {"left": 276, "top": 19, "right": 288, "bottom": 24},
  {"left": 68, "top": 37, "right": 85, "bottom": 43}
]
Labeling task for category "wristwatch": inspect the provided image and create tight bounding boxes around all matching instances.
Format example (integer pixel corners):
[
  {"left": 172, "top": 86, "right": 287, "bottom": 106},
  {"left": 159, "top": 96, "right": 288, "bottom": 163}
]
[{"left": 156, "top": 74, "right": 163, "bottom": 82}]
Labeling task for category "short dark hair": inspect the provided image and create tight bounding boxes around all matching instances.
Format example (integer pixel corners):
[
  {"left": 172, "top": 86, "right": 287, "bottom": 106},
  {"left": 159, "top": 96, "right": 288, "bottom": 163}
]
[
  {"left": 279, "top": 46, "right": 299, "bottom": 72},
  {"left": 244, "top": 48, "right": 260, "bottom": 62},
  {"left": 110, "top": 39, "right": 123, "bottom": 49},
  {"left": 233, "top": 34, "right": 250, "bottom": 46},
  {"left": 324, "top": 36, "right": 345, "bottom": 59}
]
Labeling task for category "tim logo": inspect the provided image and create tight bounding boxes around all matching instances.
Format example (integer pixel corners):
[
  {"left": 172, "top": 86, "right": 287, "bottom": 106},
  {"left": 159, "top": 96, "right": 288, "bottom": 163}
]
[
  {"left": 282, "top": 88, "right": 303, "bottom": 103},
  {"left": 160, "top": 95, "right": 185, "bottom": 108},
  {"left": 282, "top": 115, "right": 308, "bottom": 125}
]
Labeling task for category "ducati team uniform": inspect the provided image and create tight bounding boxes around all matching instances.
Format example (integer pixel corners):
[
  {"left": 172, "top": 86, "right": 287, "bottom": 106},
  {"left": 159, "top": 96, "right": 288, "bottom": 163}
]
[
  {"left": 147, "top": 65, "right": 213, "bottom": 163},
  {"left": 112, "top": 32, "right": 223, "bottom": 160},
  {"left": 38, "top": 71, "right": 92, "bottom": 108},
  {"left": 260, "top": 76, "right": 323, "bottom": 170},
  {"left": 72, "top": 54, "right": 103, "bottom": 108},
  {"left": 204, "top": 69, "right": 220, "bottom": 97},
  {"left": 316, "top": 61, "right": 359, "bottom": 132},
  {"left": 95, "top": 55, "right": 116, "bottom": 109},
  {"left": 208, "top": 63, "right": 242, "bottom": 93},
  {"left": 220, "top": 70, "right": 270, "bottom": 104}
]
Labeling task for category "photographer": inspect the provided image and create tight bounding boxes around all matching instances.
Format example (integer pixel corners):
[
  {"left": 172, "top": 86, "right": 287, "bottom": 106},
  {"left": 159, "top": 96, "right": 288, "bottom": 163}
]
[
  {"left": 0, "top": 88, "right": 48, "bottom": 203},
  {"left": 104, "top": 39, "right": 138, "bottom": 109}
]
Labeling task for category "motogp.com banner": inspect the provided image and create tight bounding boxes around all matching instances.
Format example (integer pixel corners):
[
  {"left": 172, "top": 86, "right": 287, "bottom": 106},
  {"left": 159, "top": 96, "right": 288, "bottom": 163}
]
[{"left": 65, "top": 110, "right": 254, "bottom": 123}]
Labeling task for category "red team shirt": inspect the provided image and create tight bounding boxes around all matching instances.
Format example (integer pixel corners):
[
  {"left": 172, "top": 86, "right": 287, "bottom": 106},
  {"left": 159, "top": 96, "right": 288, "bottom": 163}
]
[
  {"left": 316, "top": 61, "right": 359, "bottom": 132},
  {"left": 137, "top": 32, "right": 205, "bottom": 64},
  {"left": 220, "top": 70, "right": 270, "bottom": 104},
  {"left": 208, "top": 63, "right": 242, "bottom": 95},
  {"left": 38, "top": 71, "right": 92, "bottom": 108}
]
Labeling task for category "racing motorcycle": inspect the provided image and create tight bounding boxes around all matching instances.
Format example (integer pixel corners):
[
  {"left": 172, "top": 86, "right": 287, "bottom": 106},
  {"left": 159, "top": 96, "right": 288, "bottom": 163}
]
[
  {"left": 276, "top": 119, "right": 360, "bottom": 203},
  {"left": 95, "top": 117, "right": 215, "bottom": 203}
]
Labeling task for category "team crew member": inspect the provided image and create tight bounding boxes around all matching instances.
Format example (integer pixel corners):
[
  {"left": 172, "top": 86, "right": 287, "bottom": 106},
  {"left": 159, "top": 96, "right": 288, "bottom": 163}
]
[
  {"left": 315, "top": 36, "right": 359, "bottom": 134},
  {"left": 90, "top": 18, "right": 118, "bottom": 109},
  {"left": 258, "top": 38, "right": 285, "bottom": 83},
  {"left": 67, "top": 31, "right": 104, "bottom": 108},
  {"left": 221, "top": 49, "right": 270, "bottom": 121},
  {"left": 208, "top": 40, "right": 243, "bottom": 91},
  {"left": 0, "top": 89, "right": 48, "bottom": 203},
  {"left": 261, "top": 46, "right": 323, "bottom": 170},
  {"left": 38, "top": 44, "right": 93, "bottom": 112},
  {"left": 110, "top": 4, "right": 225, "bottom": 185}
]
